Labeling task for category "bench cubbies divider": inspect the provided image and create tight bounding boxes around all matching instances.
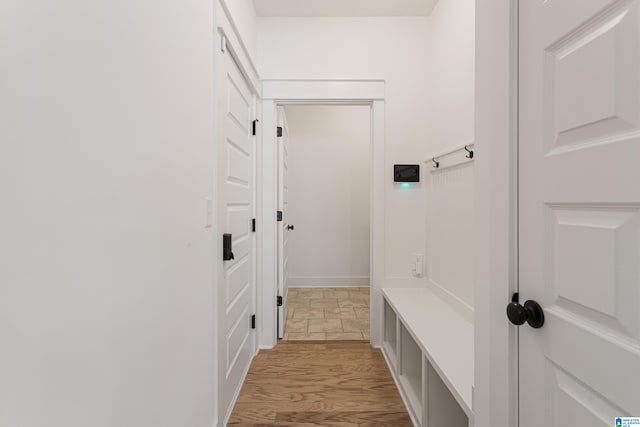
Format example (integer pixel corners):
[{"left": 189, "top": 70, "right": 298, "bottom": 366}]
[{"left": 382, "top": 287, "right": 474, "bottom": 427}]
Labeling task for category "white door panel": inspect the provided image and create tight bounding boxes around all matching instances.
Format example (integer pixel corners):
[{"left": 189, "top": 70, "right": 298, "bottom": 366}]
[
  {"left": 218, "top": 47, "right": 255, "bottom": 421},
  {"left": 519, "top": 0, "right": 640, "bottom": 425},
  {"left": 277, "top": 107, "right": 291, "bottom": 339},
  {"left": 283, "top": 138, "right": 290, "bottom": 294}
]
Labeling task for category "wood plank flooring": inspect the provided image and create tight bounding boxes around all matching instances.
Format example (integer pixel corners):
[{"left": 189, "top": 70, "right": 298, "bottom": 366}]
[{"left": 228, "top": 341, "right": 412, "bottom": 426}]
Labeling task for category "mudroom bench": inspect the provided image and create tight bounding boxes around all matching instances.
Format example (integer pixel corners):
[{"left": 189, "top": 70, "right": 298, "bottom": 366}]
[{"left": 381, "top": 287, "right": 474, "bottom": 427}]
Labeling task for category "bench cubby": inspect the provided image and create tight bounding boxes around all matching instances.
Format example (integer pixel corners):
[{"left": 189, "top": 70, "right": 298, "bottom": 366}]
[{"left": 381, "top": 288, "right": 474, "bottom": 427}]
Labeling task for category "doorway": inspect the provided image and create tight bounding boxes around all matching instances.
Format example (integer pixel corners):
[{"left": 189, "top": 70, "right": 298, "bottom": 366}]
[
  {"left": 278, "top": 105, "right": 371, "bottom": 341},
  {"left": 258, "top": 80, "right": 385, "bottom": 349}
]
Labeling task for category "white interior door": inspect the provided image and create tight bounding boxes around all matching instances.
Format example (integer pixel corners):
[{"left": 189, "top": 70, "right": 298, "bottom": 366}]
[
  {"left": 519, "top": 0, "right": 640, "bottom": 425},
  {"left": 277, "top": 107, "right": 291, "bottom": 339},
  {"left": 218, "top": 46, "right": 255, "bottom": 421}
]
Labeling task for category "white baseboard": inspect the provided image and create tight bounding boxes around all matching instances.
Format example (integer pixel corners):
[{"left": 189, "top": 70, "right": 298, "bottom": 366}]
[
  {"left": 381, "top": 276, "right": 428, "bottom": 288},
  {"left": 288, "top": 276, "right": 370, "bottom": 288},
  {"left": 427, "top": 278, "right": 474, "bottom": 323}
]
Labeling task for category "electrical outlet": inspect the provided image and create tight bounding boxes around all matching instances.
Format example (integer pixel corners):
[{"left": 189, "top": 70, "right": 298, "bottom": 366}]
[{"left": 413, "top": 254, "right": 425, "bottom": 277}]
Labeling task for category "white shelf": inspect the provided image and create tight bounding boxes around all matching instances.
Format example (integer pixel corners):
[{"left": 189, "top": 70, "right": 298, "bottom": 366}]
[
  {"left": 399, "top": 323, "right": 423, "bottom": 423},
  {"left": 382, "top": 287, "right": 474, "bottom": 419},
  {"left": 382, "top": 298, "right": 398, "bottom": 370}
]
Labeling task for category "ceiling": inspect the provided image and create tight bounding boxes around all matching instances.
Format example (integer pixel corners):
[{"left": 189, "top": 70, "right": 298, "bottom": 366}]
[{"left": 252, "top": 0, "right": 439, "bottom": 17}]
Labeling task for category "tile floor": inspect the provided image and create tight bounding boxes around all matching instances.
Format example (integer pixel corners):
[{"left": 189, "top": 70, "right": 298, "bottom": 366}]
[{"left": 284, "top": 287, "right": 370, "bottom": 341}]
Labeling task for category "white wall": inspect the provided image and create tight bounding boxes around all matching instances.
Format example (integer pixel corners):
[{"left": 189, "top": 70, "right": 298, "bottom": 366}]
[
  {"left": 0, "top": 1, "right": 217, "bottom": 426},
  {"left": 257, "top": 17, "right": 429, "bottom": 285},
  {"left": 425, "top": 0, "right": 475, "bottom": 153},
  {"left": 284, "top": 105, "right": 370, "bottom": 288},
  {"left": 424, "top": 0, "right": 476, "bottom": 317}
]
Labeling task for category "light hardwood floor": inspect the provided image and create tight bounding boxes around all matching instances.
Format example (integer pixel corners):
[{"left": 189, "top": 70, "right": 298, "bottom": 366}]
[
  {"left": 227, "top": 341, "right": 412, "bottom": 426},
  {"left": 285, "top": 287, "right": 370, "bottom": 340}
]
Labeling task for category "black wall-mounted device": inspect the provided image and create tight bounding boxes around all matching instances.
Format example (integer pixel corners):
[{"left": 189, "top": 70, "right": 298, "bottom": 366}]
[{"left": 394, "top": 164, "right": 420, "bottom": 182}]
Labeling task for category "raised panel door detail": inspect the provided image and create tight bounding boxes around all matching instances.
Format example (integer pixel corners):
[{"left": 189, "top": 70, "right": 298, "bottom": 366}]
[
  {"left": 547, "top": 205, "right": 640, "bottom": 342},
  {"left": 225, "top": 306, "right": 250, "bottom": 374},
  {"left": 547, "top": 362, "right": 625, "bottom": 426},
  {"left": 545, "top": 1, "right": 640, "bottom": 154}
]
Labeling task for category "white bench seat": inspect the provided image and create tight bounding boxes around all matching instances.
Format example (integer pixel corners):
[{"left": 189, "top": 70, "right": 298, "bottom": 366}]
[{"left": 382, "top": 287, "right": 474, "bottom": 426}]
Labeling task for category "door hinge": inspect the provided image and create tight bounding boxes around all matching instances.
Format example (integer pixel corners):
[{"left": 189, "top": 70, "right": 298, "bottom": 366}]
[
  {"left": 277, "top": 126, "right": 283, "bottom": 137},
  {"left": 250, "top": 314, "right": 256, "bottom": 329},
  {"left": 277, "top": 211, "right": 283, "bottom": 222},
  {"left": 252, "top": 218, "right": 256, "bottom": 232},
  {"left": 252, "top": 119, "right": 258, "bottom": 136},
  {"left": 277, "top": 296, "right": 283, "bottom": 307}
]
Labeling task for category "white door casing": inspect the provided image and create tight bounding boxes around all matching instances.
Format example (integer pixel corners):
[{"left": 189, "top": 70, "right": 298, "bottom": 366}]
[
  {"left": 519, "top": 0, "right": 640, "bottom": 425},
  {"left": 277, "top": 107, "right": 291, "bottom": 339},
  {"left": 259, "top": 80, "right": 385, "bottom": 349},
  {"left": 217, "top": 45, "right": 256, "bottom": 423}
]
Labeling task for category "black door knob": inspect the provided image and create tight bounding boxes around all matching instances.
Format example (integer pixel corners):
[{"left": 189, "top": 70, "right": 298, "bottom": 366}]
[
  {"left": 287, "top": 225, "right": 294, "bottom": 230},
  {"left": 506, "top": 293, "right": 544, "bottom": 328}
]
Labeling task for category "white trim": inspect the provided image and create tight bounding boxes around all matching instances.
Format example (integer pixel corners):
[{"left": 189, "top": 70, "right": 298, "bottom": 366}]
[
  {"left": 262, "top": 80, "right": 385, "bottom": 101},
  {"left": 251, "top": 95, "right": 259, "bottom": 356},
  {"left": 427, "top": 279, "right": 474, "bottom": 324},
  {"left": 287, "top": 276, "right": 370, "bottom": 288},
  {"left": 211, "top": 5, "right": 219, "bottom": 426},
  {"left": 216, "top": 1, "right": 261, "bottom": 96},
  {"left": 474, "top": 0, "right": 519, "bottom": 426},
  {"left": 382, "top": 276, "right": 425, "bottom": 287},
  {"left": 258, "top": 99, "right": 278, "bottom": 348},
  {"left": 259, "top": 80, "right": 385, "bottom": 349},
  {"left": 370, "top": 99, "right": 386, "bottom": 348},
  {"left": 221, "top": 356, "right": 253, "bottom": 427}
]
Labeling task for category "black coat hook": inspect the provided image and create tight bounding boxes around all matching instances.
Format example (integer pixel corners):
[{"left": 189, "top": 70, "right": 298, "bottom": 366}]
[
  {"left": 432, "top": 157, "right": 439, "bottom": 169},
  {"left": 464, "top": 145, "right": 474, "bottom": 159}
]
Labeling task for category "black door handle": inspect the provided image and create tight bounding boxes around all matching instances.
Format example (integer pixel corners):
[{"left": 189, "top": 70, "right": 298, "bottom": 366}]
[
  {"left": 506, "top": 293, "right": 544, "bottom": 328},
  {"left": 223, "top": 233, "right": 234, "bottom": 261},
  {"left": 287, "top": 225, "right": 294, "bottom": 230}
]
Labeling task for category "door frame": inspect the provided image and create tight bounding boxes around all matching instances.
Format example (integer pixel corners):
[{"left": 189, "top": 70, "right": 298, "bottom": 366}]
[
  {"left": 474, "top": 1, "right": 519, "bottom": 427},
  {"left": 258, "top": 80, "right": 385, "bottom": 349},
  {"left": 276, "top": 106, "right": 288, "bottom": 339}
]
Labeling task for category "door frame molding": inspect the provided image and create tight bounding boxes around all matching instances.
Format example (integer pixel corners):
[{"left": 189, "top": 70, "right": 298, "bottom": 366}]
[
  {"left": 474, "top": 1, "right": 519, "bottom": 427},
  {"left": 258, "top": 80, "right": 386, "bottom": 349}
]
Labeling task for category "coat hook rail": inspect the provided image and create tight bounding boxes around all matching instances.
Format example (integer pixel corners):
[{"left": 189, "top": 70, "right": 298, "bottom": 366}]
[{"left": 424, "top": 142, "right": 475, "bottom": 172}]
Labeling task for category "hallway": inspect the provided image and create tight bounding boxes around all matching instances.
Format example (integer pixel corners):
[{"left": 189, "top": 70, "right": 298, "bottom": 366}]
[
  {"left": 7, "top": 0, "right": 638, "bottom": 426},
  {"left": 228, "top": 341, "right": 411, "bottom": 426}
]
